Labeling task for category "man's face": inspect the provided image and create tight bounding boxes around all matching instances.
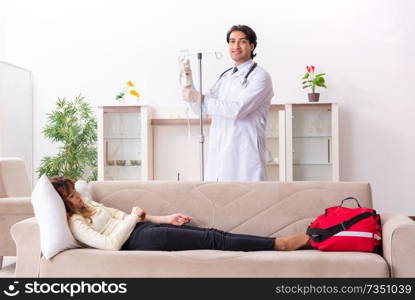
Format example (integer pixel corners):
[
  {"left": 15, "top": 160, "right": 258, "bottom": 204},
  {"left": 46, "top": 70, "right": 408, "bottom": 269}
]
[{"left": 228, "top": 31, "right": 254, "bottom": 65}]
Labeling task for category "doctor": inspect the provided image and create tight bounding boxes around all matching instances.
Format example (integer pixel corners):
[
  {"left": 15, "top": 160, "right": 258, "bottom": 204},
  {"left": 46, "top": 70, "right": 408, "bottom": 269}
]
[{"left": 181, "top": 25, "right": 274, "bottom": 181}]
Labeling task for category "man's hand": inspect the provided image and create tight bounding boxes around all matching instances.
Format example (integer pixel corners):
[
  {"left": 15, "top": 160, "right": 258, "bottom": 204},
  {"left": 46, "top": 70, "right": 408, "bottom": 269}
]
[
  {"left": 182, "top": 87, "right": 203, "bottom": 103},
  {"left": 165, "top": 213, "right": 192, "bottom": 226},
  {"left": 131, "top": 206, "right": 146, "bottom": 221},
  {"left": 180, "top": 58, "right": 205, "bottom": 103}
]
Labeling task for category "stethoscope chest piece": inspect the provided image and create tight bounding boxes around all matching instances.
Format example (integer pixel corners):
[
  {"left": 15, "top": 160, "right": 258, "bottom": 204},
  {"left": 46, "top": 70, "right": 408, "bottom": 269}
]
[{"left": 242, "top": 62, "right": 257, "bottom": 87}]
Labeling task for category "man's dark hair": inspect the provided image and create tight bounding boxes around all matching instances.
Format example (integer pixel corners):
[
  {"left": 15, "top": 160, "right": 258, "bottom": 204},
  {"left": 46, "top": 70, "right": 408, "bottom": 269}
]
[{"left": 226, "top": 25, "right": 257, "bottom": 59}]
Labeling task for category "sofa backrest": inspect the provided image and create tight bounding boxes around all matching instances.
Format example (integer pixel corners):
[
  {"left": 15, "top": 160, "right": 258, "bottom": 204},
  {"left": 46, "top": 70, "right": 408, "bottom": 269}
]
[
  {"left": 88, "top": 181, "right": 372, "bottom": 237},
  {"left": 0, "top": 157, "right": 31, "bottom": 198}
]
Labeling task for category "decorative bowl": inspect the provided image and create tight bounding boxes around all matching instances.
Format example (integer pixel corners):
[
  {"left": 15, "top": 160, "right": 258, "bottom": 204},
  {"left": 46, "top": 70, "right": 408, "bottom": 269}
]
[
  {"left": 116, "top": 160, "right": 126, "bottom": 166},
  {"left": 130, "top": 160, "right": 141, "bottom": 166}
]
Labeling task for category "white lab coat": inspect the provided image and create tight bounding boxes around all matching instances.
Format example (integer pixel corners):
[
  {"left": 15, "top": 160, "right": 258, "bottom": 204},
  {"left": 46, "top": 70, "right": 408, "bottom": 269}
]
[{"left": 190, "top": 60, "right": 274, "bottom": 181}]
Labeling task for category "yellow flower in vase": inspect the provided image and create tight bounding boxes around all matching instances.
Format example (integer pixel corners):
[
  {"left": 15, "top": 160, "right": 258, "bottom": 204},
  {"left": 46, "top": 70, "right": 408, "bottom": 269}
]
[{"left": 115, "top": 81, "right": 141, "bottom": 103}]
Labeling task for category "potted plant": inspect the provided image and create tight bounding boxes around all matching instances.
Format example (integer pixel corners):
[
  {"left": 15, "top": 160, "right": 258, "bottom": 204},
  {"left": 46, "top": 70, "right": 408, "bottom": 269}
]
[
  {"left": 302, "top": 65, "right": 327, "bottom": 102},
  {"left": 37, "top": 94, "right": 97, "bottom": 181}
]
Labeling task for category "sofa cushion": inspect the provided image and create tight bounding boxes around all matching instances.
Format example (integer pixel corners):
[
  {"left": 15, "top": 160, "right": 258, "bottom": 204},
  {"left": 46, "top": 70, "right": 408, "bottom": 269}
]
[{"left": 39, "top": 249, "right": 389, "bottom": 277}]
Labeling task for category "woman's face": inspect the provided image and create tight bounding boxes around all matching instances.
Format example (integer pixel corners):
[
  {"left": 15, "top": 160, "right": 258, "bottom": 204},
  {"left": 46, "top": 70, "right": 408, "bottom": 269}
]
[{"left": 66, "top": 188, "right": 84, "bottom": 209}]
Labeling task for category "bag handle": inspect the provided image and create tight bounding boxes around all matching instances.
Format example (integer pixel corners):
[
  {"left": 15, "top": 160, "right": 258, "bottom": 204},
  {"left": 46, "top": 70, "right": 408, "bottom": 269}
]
[{"left": 341, "top": 197, "right": 361, "bottom": 208}]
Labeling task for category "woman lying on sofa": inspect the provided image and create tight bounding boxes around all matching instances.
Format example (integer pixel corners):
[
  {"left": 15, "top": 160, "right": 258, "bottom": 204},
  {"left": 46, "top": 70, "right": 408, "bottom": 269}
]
[{"left": 50, "top": 176, "right": 310, "bottom": 252}]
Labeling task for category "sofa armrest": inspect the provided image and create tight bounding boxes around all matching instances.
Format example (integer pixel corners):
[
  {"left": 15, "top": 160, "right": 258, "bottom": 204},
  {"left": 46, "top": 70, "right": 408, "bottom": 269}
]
[
  {"left": 381, "top": 213, "right": 415, "bottom": 277},
  {"left": 0, "top": 197, "right": 33, "bottom": 214},
  {"left": 11, "top": 217, "right": 41, "bottom": 277},
  {"left": 0, "top": 197, "right": 34, "bottom": 256}
]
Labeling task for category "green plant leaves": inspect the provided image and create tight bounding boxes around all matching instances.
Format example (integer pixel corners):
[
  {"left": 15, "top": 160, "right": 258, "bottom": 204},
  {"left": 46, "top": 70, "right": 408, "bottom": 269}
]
[
  {"left": 115, "top": 92, "right": 125, "bottom": 100},
  {"left": 313, "top": 77, "right": 327, "bottom": 88},
  {"left": 37, "top": 94, "right": 97, "bottom": 181},
  {"left": 301, "top": 69, "right": 327, "bottom": 92}
]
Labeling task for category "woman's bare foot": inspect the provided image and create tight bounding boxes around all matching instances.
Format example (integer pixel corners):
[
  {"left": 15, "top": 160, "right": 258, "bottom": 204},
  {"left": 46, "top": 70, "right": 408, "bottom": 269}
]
[{"left": 275, "top": 233, "right": 310, "bottom": 251}]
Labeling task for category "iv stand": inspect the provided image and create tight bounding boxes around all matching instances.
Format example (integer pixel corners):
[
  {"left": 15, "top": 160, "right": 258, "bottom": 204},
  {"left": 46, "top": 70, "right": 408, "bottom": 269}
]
[
  {"left": 181, "top": 50, "right": 221, "bottom": 181},
  {"left": 197, "top": 53, "right": 205, "bottom": 181}
]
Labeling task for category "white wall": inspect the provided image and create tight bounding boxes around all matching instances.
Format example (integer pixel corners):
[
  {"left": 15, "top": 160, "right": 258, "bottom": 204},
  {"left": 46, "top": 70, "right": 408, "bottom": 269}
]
[{"left": 3, "top": 0, "right": 415, "bottom": 214}]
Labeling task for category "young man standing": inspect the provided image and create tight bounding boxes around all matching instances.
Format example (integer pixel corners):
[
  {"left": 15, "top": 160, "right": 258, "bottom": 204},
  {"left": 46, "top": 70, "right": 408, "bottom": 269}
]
[{"left": 181, "top": 25, "right": 274, "bottom": 181}]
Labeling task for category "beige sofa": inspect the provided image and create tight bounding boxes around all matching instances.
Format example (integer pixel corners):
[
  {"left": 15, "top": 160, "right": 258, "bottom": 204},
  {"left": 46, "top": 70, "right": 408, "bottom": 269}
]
[
  {"left": 11, "top": 181, "right": 415, "bottom": 277},
  {"left": 0, "top": 157, "right": 33, "bottom": 268}
]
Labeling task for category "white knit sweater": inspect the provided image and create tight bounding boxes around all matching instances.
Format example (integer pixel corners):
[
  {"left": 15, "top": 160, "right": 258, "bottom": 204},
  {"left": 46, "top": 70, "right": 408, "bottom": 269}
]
[{"left": 68, "top": 199, "right": 138, "bottom": 250}]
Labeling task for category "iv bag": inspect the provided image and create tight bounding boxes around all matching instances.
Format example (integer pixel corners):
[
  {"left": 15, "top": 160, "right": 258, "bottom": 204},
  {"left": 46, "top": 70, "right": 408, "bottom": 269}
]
[
  {"left": 178, "top": 49, "right": 190, "bottom": 63},
  {"left": 178, "top": 49, "right": 192, "bottom": 87}
]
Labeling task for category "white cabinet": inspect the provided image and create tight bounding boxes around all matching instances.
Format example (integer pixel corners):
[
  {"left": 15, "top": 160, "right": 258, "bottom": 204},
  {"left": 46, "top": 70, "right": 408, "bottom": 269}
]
[
  {"left": 97, "top": 105, "right": 152, "bottom": 181},
  {"left": 120, "top": 102, "right": 339, "bottom": 182},
  {"left": 265, "top": 102, "right": 339, "bottom": 181},
  {"left": 0, "top": 61, "right": 33, "bottom": 185},
  {"left": 151, "top": 118, "right": 210, "bottom": 181},
  {"left": 285, "top": 103, "right": 339, "bottom": 181},
  {"left": 151, "top": 107, "right": 286, "bottom": 182}
]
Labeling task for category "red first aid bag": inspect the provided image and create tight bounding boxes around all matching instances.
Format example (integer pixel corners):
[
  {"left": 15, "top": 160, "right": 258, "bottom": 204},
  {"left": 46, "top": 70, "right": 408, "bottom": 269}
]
[{"left": 306, "top": 197, "right": 382, "bottom": 253}]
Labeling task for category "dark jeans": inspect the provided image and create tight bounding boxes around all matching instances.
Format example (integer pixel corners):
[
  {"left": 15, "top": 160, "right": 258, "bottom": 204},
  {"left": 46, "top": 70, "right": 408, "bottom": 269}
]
[{"left": 121, "top": 221, "right": 275, "bottom": 251}]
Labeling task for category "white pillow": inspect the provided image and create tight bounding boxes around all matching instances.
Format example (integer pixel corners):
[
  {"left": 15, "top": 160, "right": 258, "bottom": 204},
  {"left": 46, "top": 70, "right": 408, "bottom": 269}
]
[{"left": 31, "top": 174, "right": 79, "bottom": 259}]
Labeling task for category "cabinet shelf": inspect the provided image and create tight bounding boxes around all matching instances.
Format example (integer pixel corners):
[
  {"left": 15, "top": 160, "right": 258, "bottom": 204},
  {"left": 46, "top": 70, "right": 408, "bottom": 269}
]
[
  {"left": 293, "top": 135, "right": 331, "bottom": 138},
  {"left": 106, "top": 165, "right": 142, "bottom": 167},
  {"left": 104, "top": 137, "right": 142, "bottom": 140},
  {"left": 293, "top": 163, "right": 333, "bottom": 166}
]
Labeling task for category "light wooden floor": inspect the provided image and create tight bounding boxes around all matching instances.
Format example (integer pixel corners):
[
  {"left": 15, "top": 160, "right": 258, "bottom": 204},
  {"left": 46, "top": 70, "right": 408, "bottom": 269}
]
[{"left": 0, "top": 257, "right": 16, "bottom": 277}]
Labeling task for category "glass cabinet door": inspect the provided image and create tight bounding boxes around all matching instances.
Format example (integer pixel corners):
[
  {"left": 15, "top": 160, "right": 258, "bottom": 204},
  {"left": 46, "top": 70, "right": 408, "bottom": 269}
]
[
  {"left": 265, "top": 105, "right": 285, "bottom": 181},
  {"left": 98, "top": 106, "right": 150, "bottom": 181},
  {"left": 286, "top": 103, "right": 339, "bottom": 181}
]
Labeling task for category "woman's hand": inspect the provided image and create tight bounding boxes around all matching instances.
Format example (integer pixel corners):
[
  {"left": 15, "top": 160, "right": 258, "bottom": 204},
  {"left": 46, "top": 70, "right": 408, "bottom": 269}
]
[
  {"left": 131, "top": 206, "right": 146, "bottom": 221},
  {"left": 165, "top": 213, "right": 192, "bottom": 226}
]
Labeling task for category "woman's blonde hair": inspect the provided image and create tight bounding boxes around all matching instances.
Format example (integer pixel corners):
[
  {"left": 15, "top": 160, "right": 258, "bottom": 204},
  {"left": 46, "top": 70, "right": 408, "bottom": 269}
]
[{"left": 49, "top": 176, "right": 95, "bottom": 222}]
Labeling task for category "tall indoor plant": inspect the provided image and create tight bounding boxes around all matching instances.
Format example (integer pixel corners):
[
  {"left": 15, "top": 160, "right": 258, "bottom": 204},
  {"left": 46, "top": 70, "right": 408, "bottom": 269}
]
[
  {"left": 37, "top": 94, "right": 97, "bottom": 181},
  {"left": 302, "top": 65, "right": 327, "bottom": 102}
]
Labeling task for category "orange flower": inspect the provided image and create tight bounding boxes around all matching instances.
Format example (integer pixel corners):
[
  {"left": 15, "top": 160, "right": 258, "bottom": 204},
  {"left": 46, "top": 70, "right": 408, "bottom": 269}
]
[{"left": 127, "top": 81, "right": 134, "bottom": 87}]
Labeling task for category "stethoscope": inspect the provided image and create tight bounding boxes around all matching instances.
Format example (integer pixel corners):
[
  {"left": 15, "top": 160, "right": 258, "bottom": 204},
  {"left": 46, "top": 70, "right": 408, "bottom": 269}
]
[{"left": 218, "top": 62, "right": 258, "bottom": 87}]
